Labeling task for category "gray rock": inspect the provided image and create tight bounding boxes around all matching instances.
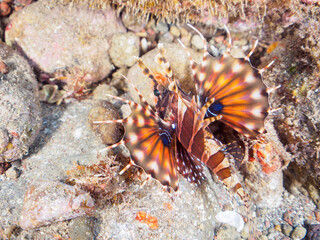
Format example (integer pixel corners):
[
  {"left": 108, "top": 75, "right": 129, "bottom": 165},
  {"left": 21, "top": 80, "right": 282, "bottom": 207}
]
[
  {"left": 155, "top": 21, "right": 169, "bottom": 33},
  {"left": 169, "top": 26, "right": 180, "bottom": 38},
  {"left": 6, "top": 1, "right": 126, "bottom": 83},
  {"left": 282, "top": 223, "right": 293, "bottom": 237},
  {"left": 109, "top": 32, "right": 140, "bottom": 68},
  {"left": 0, "top": 44, "right": 41, "bottom": 162},
  {"left": 121, "top": 13, "right": 146, "bottom": 32},
  {"left": 159, "top": 32, "right": 174, "bottom": 43},
  {"left": 5, "top": 166, "right": 20, "bottom": 179},
  {"left": 88, "top": 100, "right": 124, "bottom": 145},
  {"left": 69, "top": 217, "right": 94, "bottom": 240},
  {"left": 216, "top": 224, "right": 240, "bottom": 240}
]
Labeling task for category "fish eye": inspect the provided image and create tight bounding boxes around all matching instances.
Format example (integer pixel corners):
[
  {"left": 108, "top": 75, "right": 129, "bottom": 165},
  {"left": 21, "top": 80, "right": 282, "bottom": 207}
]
[
  {"left": 154, "top": 89, "right": 160, "bottom": 97},
  {"left": 159, "top": 131, "right": 171, "bottom": 147}
]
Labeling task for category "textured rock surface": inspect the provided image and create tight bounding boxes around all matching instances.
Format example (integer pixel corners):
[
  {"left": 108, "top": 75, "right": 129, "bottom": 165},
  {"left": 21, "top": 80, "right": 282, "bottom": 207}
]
[
  {"left": 88, "top": 100, "right": 124, "bottom": 145},
  {"left": 260, "top": 16, "right": 320, "bottom": 207},
  {"left": 109, "top": 32, "right": 140, "bottom": 68},
  {"left": 5, "top": 0, "right": 126, "bottom": 83},
  {"left": 0, "top": 101, "right": 106, "bottom": 233},
  {"left": 19, "top": 181, "right": 95, "bottom": 229},
  {"left": 69, "top": 217, "right": 94, "bottom": 240},
  {"left": 94, "top": 177, "right": 222, "bottom": 239},
  {"left": 0, "top": 43, "right": 41, "bottom": 162}
]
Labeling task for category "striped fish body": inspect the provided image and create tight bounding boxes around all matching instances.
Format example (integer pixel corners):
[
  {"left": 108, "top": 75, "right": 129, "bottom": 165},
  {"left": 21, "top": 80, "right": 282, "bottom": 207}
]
[{"left": 175, "top": 97, "right": 207, "bottom": 162}]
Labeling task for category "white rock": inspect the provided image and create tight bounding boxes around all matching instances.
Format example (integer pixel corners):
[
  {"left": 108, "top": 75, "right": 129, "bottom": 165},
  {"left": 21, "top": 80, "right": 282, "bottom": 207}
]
[{"left": 215, "top": 210, "right": 245, "bottom": 232}]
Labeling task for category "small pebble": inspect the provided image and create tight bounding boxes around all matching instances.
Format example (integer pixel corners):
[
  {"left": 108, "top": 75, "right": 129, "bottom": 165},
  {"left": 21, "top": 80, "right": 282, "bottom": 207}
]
[
  {"left": 121, "top": 13, "right": 146, "bottom": 32},
  {"left": 282, "top": 223, "right": 293, "bottom": 236},
  {"left": 5, "top": 166, "right": 19, "bottom": 179},
  {"left": 267, "top": 232, "right": 279, "bottom": 239},
  {"left": 214, "top": 35, "right": 225, "bottom": 43},
  {"left": 0, "top": 61, "right": 9, "bottom": 74},
  {"left": 92, "top": 84, "right": 118, "bottom": 101},
  {"left": 216, "top": 224, "right": 240, "bottom": 239},
  {"left": 181, "top": 35, "right": 192, "bottom": 46},
  {"left": 240, "top": 223, "right": 250, "bottom": 239},
  {"left": 230, "top": 47, "right": 245, "bottom": 58},
  {"left": 88, "top": 101, "right": 124, "bottom": 145},
  {"left": 39, "top": 84, "right": 63, "bottom": 104},
  {"left": 291, "top": 225, "right": 307, "bottom": 240},
  {"left": 159, "top": 32, "right": 174, "bottom": 43},
  {"left": 141, "top": 38, "right": 149, "bottom": 52},
  {"left": 109, "top": 32, "right": 140, "bottom": 68},
  {"left": 274, "top": 224, "right": 281, "bottom": 232},
  {"left": 210, "top": 44, "right": 220, "bottom": 57},
  {"left": 191, "top": 34, "right": 204, "bottom": 50},
  {"left": 170, "top": 26, "right": 180, "bottom": 38},
  {"left": 268, "top": 226, "right": 276, "bottom": 234},
  {"left": 155, "top": 21, "right": 168, "bottom": 33},
  {"left": 180, "top": 27, "right": 188, "bottom": 37},
  {"left": 233, "top": 39, "right": 248, "bottom": 47}
]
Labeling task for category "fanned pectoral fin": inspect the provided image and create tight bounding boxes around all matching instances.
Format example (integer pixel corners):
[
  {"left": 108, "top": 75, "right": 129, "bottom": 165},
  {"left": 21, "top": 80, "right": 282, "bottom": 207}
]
[
  {"left": 123, "top": 108, "right": 178, "bottom": 191},
  {"left": 196, "top": 55, "right": 269, "bottom": 138}
]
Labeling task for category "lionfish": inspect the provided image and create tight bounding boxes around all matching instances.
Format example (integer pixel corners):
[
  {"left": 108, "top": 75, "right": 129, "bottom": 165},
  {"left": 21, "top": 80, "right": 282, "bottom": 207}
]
[{"left": 95, "top": 25, "right": 274, "bottom": 199}]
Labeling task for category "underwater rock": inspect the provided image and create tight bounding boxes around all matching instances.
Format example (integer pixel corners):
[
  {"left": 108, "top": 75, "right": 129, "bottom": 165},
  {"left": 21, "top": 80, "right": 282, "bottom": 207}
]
[
  {"left": 69, "top": 217, "right": 94, "bottom": 240},
  {"left": 242, "top": 121, "right": 289, "bottom": 208},
  {"left": 121, "top": 12, "right": 146, "bottom": 32},
  {"left": 215, "top": 224, "right": 241, "bottom": 240},
  {"left": 19, "top": 181, "right": 95, "bottom": 229},
  {"left": 88, "top": 100, "right": 124, "bottom": 145},
  {"left": 5, "top": 166, "right": 20, "bottom": 179},
  {"left": 191, "top": 34, "right": 204, "bottom": 50},
  {"left": 260, "top": 17, "right": 320, "bottom": 204},
  {"left": 215, "top": 211, "right": 244, "bottom": 232},
  {"left": 244, "top": 162, "right": 283, "bottom": 208},
  {"left": 126, "top": 43, "right": 201, "bottom": 106},
  {"left": 109, "top": 32, "right": 140, "bottom": 68},
  {"left": 291, "top": 225, "right": 307, "bottom": 240},
  {"left": 5, "top": 0, "right": 126, "bottom": 83},
  {"left": 0, "top": 43, "right": 41, "bottom": 162}
]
